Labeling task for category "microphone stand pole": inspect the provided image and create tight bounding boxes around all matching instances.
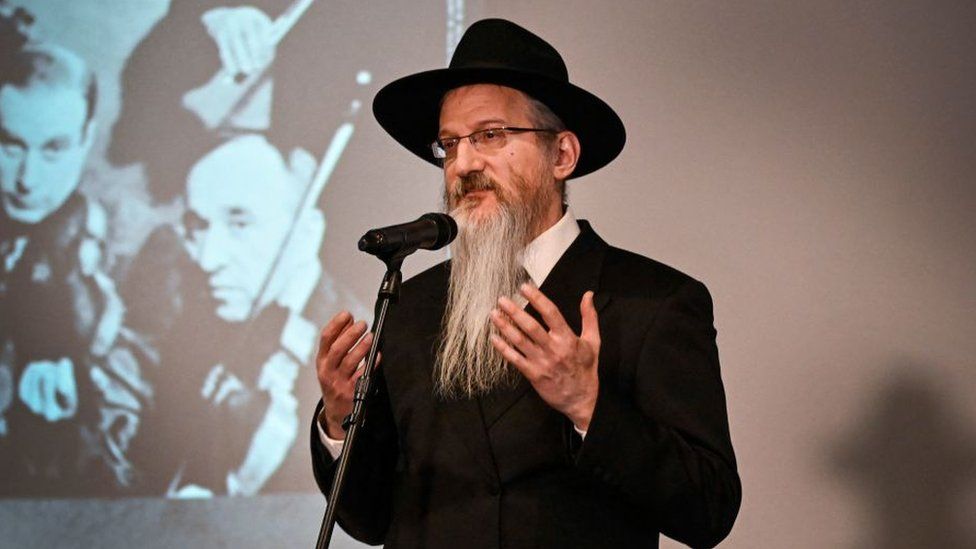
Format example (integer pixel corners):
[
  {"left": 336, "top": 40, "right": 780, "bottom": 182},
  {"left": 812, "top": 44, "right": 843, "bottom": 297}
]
[{"left": 316, "top": 254, "right": 403, "bottom": 549}]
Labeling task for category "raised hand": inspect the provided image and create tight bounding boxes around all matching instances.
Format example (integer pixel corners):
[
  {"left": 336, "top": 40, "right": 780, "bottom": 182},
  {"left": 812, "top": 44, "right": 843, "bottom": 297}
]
[
  {"left": 315, "top": 311, "right": 374, "bottom": 439},
  {"left": 201, "top": 6, "right": 276, "bottom": 77},
  {"left": 489, "top": 284, "right": 600, "bottom": 430},
  {"left": 17, "top": 357, "right": 78, "bottom": 422}
]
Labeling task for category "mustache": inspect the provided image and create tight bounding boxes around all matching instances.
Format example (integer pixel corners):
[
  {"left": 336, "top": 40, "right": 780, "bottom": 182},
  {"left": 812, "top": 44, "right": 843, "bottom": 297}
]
[{"left": 449, "top": 173, "right": 498, "bottom": 204}]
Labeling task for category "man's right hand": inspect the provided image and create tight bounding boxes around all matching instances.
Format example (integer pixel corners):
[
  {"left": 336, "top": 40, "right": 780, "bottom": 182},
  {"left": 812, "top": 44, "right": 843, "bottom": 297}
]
[
  {"left": 201, "top": 6, "right": 276, "bottom": 78},
  {"left": 18, "top": 357, "right": 77, "bottom": 422},
  {"left": 315, "top": 312, "right": 374, "bottom": 440}
]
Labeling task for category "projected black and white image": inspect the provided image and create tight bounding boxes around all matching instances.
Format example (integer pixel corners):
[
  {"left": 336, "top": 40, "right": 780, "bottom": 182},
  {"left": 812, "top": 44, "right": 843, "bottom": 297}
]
[
  {"left": 0, "top": 19, "right": 142, "bottom": 498},
  {"left": 0, "top": 0, "right": 453, "bottom": 500}
]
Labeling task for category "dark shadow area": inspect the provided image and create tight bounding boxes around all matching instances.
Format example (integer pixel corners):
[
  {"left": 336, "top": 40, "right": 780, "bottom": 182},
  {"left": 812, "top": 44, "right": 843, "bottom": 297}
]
[{"left": 830, "top": 364, "right": 976, "bottom": 549}]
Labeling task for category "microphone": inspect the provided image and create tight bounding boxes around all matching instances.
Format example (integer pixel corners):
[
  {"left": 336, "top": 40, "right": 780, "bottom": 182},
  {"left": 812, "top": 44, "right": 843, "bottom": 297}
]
[{"left": 358, "top": 213, "right": 458, "bottom": 258}]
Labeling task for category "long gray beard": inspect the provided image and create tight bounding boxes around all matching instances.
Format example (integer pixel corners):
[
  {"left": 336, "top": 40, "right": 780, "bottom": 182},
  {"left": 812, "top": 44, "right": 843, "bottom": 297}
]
[{"left": 433, "top": 199, "right": 532, "bottom": 399}]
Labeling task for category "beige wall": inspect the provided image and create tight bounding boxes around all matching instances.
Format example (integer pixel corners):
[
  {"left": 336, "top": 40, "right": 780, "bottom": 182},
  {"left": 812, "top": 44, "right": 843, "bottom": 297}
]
[{"left": 479, "top": 1, "right": 976, "bottom": 547}]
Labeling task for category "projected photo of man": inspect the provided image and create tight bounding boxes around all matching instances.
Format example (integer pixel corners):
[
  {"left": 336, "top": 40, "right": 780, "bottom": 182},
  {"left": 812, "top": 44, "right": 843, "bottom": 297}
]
[
  {"left": 0, "top": 40, "right": 151, "bottom": 497},
  {"left": 105, "top": 0, "right": 390, "bottom": 498},
  {"left": 126, "top": 133, "right": 363, "bottom": 497}
]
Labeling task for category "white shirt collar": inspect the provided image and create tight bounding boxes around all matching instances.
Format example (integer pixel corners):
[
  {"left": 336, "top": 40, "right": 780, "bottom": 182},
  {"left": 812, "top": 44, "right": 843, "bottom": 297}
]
[{"left": 522, "top": 207, "right": 580, "bottom": 286}]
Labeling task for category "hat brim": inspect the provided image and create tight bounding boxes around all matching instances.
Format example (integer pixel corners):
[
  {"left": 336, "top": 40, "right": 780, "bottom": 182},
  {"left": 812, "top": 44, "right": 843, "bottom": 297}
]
[{"left": 372, "top": 67, "right": 626, "bottom": 179}]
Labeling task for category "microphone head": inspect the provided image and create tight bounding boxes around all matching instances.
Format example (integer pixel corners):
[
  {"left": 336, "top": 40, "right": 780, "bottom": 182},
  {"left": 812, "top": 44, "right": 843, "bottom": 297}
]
[
  {"left": 357, "top": 213, "right": 458, "bottom": 258},
  {"left": 421, "top": 213, "right": 458, "bottom": 250},
  {"left": 357, "top": 231, "right": 383, "bottom": 253}
]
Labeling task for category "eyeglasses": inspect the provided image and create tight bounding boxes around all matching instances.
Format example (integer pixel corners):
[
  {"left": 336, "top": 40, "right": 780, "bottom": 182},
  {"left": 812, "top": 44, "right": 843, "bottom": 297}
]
[{"left": 431, "top": 127, "right": 556, "bottom": 160}]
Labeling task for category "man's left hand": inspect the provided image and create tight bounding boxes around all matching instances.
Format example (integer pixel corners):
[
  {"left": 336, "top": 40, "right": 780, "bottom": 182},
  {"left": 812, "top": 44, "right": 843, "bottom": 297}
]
[{"left": 490, "top": 284, "right": 600, "bottom": 430}]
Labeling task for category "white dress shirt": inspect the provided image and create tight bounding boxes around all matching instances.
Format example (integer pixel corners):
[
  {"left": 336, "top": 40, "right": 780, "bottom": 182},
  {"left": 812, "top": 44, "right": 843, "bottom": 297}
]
[{"left": 318, "top": 208, "right": 584, "bottom": 458}]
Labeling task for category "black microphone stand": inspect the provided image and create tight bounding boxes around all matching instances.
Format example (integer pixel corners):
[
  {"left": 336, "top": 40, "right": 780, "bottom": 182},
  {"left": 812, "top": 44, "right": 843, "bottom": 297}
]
[{"left": 315, "top": 251, "right": 404, "bottom": 549}]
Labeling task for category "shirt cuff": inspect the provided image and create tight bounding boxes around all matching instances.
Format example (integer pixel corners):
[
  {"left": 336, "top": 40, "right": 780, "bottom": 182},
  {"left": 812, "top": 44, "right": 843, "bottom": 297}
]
[{"left": 316, "top": 417, "right": 345, "bottom": 459}]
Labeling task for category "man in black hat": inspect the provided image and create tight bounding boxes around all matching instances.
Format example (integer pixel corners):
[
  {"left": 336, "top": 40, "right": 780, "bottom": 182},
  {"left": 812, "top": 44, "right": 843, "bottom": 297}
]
[{"left": 311, "top": 19, "right": 740, "bottom": 548}]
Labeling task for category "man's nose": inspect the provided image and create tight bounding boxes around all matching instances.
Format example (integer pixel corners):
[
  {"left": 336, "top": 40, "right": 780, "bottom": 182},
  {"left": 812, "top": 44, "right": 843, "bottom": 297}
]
[
  {"left": 450, "top": 139, "right": 486, "bottom": 178},
  {"left": 16, "top": 152, "right": 41, "bottom": 193},
  {"left": 195, "top": 229, "right": 228, "bottom": 273}
]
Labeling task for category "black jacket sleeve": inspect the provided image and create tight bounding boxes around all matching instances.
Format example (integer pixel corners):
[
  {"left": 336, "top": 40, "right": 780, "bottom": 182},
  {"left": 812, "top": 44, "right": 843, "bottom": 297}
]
[
  {"left": 575, "top": 278, "right": 741, "bottom": 548},
  {"left": 309, "top": 369, "right": 399, "bottom": 545}
]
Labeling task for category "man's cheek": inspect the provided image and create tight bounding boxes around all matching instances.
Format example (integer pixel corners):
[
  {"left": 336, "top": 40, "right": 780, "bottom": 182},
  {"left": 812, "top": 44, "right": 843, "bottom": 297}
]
[{"left": 0, "top": 164, "right": 12, "bottom": 191}]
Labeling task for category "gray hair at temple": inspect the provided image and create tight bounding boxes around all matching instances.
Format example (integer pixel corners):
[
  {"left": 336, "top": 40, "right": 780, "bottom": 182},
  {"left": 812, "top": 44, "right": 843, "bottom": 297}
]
[
  {"left": 0, "top": 41, "right": 98, "bottom": 129},
  {"left": 525, "top": 94, "right": 568, "bottom": 201}
]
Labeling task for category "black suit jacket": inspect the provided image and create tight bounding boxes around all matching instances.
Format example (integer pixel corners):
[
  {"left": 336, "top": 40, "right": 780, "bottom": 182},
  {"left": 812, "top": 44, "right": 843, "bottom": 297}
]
[{"left": 311, "top": 222, "right": 740, "bottom": 548}]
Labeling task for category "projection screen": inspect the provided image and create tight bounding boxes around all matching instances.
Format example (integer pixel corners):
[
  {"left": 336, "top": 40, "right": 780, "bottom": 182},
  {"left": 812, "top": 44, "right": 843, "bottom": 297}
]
[{"left": 0, "top": 0, "right": 475, "bottom": 546}]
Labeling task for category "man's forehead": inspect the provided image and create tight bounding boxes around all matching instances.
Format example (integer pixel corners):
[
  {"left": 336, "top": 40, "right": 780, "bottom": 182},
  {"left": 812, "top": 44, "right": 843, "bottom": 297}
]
[
  {"left": 187, "top": 175, "right": 293, "bottom": 218},
  {"left": 438, "top": 84, "right": 534, "bottom": 130},
  {"left": 0, "top": 84, "right": 87, "bottom": 140},
  {"left": 188, "top": 181, "right": 262, "bottom": 214},
  {"left": 186, "top": 139, "right": 298, "bottom": 219}
]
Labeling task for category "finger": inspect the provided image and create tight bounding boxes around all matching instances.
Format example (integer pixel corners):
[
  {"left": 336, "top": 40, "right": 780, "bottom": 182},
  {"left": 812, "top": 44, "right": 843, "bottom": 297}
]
[
  {"left": 497, "top": 295, "right": 550, "bottom": 347},
  {"left": 201, "top": 365, "right": 224, "bottom": 400},
  {"left": 40, "top": 371, "right": 59, "bottom": 421},
  {"left": 214, "top": 31, "right": 240, "bottom": 77},
  {"left": 325, "top": 320, "right": 368, "bottom": 370},
  {"left": 230, "top": 29, "right": 253, "bottom": 74},
  {"left": 490, "top": 308, "right": 543, "bottom": 360},
  {"left": 520, "top": 283, "right": 571, "bottom": 334},
  {"left": 214, "top": 375, "right": 244, "bottom": 405},
  {"left": 317, "top": 312, "right": 353, "bottom": 361},
  {"left": 338, "top": 331, "right": 373, "bottom": 376},
  {"left": 489, "top": 334, "right": 534, "bottom": 379},
  {"left": 260, "top": 34, "right": 277, "bottom": 66},
  {"left": 238, "top": 17, "right": 262, "bottom": 72},
  {"left": 245, "top": 15, "right": 272, "bottom": 67},
  {"left": 18, "top": 365, "right": 40, "bottom": 414},
  {"left": 223, "top": 14, "right": 255, "bottom": 74},
  {"left": 55, "top": 359, "right": 78, "bottom": 415},
  {"left": 351, "top": 364, "right": 366, "bottom": 384},
  {"left": 350, "top": 350, "right": 381, "bottom": 387},
  {"left": 579, "top": 290, "right": 601, "bottom": 345}
]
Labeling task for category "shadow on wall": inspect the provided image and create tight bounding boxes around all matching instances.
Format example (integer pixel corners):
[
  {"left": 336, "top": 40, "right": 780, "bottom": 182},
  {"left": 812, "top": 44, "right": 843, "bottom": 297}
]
[{"left": 830, "top": 365, "right": 976, "bottom": 549}]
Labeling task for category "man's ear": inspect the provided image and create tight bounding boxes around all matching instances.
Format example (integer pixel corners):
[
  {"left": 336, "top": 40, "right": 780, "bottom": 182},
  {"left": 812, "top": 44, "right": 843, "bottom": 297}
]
[
  {"left": 288, "top": 146, "right": 316, "bottom": 189},
  {"left": 80, "top": 119, "right": 97, "bottom": 154},
  {"left": 552, "top": 131, "right": 580, "bottom": 180}
]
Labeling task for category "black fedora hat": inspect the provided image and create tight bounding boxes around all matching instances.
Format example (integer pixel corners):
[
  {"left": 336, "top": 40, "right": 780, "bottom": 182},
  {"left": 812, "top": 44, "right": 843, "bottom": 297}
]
[{"left": 372, "top": 18, "right": 625, "bottom": 179}]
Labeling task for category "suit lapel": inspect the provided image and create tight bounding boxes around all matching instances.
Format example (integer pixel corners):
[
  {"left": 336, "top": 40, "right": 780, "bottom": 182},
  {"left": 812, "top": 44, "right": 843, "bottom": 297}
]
[
  {"left": 398, "top": 266, "right": 497, "bottom": 481},
  {"left": 437, "top": 391, "right": 500, "bottom": 480},
  {"left": 535, "top": 221, "right": 611, "bottom": 331}
]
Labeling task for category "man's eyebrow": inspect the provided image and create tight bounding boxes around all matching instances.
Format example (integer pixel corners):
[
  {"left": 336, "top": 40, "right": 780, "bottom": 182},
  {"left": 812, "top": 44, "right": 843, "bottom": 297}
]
[
  {"left": 0, "top": 126, "right": 26, "bottom": 147},
  {"left": 439, "top": 119, "right": 509, "bottom": 137},
  {"left": 226, "top": 207, "right": 255, "bottom": 219},
  {"left": 43, "top": 135, "right": 72, "bottom": 149},
  {"left": 473, "top": 119, "right": 508, "bottom": 128}
]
